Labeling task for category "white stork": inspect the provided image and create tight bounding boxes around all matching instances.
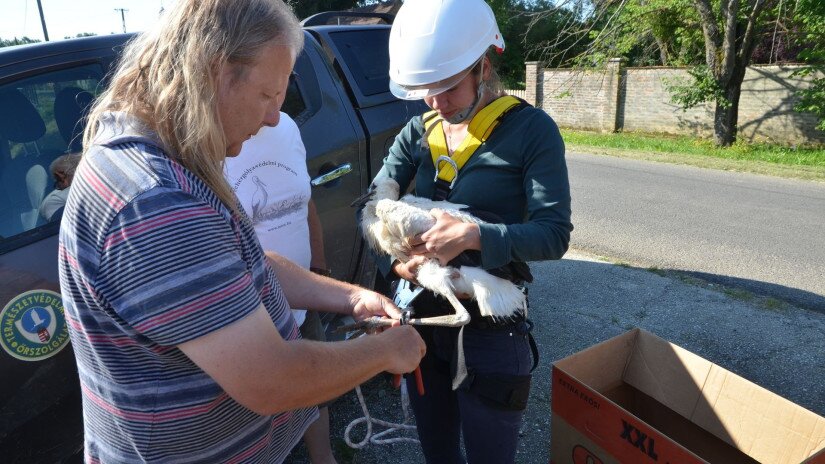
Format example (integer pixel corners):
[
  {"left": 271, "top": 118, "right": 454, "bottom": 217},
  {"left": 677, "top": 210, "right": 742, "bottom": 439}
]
[{"left": 359, "top": 178, "right": 527, "bottom": 327}]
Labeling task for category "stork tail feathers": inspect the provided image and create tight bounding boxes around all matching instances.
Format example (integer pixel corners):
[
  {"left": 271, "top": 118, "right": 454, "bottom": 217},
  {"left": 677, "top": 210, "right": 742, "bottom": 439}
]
[{"left": 459, "top": 266, "right": 527, "bottom": 319}]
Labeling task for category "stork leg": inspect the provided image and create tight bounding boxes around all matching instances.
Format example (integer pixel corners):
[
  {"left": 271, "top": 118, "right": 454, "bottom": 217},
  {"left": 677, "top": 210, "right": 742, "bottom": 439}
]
[
  {"left": 407, "top": 259, "right": 473, "bottom": 327},
  {"left": 407, "top": 291, "right": 471, "bottom": 327}
]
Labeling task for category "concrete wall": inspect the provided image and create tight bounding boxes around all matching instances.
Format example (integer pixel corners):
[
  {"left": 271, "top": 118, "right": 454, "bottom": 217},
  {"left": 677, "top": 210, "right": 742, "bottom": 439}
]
[{"left": 525, "top": 61, "right": 825, "bottom": 146}]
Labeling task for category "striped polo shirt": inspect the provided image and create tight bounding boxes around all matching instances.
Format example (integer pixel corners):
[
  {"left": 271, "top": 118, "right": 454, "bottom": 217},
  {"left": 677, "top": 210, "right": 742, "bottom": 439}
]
[{"left": 58, "top": 112, "right": 317, "bottom": 463}]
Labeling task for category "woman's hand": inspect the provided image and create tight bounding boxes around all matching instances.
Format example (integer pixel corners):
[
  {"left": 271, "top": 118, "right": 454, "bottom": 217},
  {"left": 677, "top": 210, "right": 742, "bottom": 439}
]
[
  {"left": 407, "top": 209, "right": 481, "bottom": 265},
  {"left": 392, "top": 255, "right": 428, "bottom": 284}
]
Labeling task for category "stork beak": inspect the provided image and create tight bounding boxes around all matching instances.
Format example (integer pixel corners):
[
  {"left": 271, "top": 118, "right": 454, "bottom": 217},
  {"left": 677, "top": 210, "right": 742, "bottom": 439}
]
[{"left": 350, "top": 189, "right": 376, "bottom": 208}]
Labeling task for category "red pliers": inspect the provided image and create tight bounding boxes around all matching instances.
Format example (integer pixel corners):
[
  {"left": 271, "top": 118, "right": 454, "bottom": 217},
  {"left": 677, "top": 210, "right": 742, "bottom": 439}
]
[{"left": 393, "top": 366, "right": 424, "bottom": 395}]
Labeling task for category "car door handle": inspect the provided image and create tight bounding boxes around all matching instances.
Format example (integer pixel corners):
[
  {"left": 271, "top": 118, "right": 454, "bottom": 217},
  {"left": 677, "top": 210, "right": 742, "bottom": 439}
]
[{"left": 311, "top": 163, "right": 353, "bottom": 186}]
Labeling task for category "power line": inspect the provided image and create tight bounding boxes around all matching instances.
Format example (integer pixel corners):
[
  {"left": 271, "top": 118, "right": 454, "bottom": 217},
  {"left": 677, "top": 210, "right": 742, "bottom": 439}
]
[
  {"left": 114, "top": 8, "right": 129, "bottom": 33},
  {"left": 35, "top": 0, "right": 49, "bottom": 41}
]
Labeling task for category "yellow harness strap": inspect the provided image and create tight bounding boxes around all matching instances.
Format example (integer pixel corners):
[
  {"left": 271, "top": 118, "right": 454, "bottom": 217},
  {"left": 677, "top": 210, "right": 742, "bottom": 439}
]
[{"left": 424, "top": 95, "right": 522, "bottom": 186}]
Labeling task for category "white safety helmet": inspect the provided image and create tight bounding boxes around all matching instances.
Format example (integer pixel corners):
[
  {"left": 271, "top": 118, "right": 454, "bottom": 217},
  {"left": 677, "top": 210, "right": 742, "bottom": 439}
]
[{"left": 389, "top": 0, "right": 505, "bottom": 101}]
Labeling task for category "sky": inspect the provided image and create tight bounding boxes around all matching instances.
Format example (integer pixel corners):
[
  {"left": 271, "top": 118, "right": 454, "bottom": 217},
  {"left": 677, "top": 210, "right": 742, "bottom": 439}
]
[{"left": 0, "top": 0, "right": 177, "bottom": 41}]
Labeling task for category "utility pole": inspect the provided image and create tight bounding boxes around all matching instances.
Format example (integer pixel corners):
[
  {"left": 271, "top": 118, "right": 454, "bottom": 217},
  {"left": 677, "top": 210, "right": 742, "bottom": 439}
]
[
  {"left": 35, "top": 0, "right": 50, "bottom": 41},
  {"left": 114, "top": 8, "right": 129, "bottom": 33}
]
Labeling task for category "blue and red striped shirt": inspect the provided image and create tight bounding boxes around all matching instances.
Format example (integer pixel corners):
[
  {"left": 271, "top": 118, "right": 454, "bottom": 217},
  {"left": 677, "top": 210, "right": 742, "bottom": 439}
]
[{"left": 59, "top": 113, "right": 316, "bottom": 463}]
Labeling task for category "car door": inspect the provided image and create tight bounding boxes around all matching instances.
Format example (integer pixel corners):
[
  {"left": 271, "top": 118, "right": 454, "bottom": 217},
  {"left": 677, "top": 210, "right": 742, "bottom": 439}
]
[
  {"left": 0, "top": 37, "right": 126, "bottom": 463},
  {"left": 285, "top": 33, "right": 366, "bottom": 282},
  {"left": 307, "top": 26, "right": 428, "bottom": 182}
]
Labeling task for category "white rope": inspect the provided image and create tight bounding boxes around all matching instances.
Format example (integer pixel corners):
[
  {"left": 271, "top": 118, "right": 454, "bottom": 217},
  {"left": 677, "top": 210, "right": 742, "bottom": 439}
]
[
  {"left": 343, "top": 371, "right": 420, "bottom": 449},
  {"left": 343, "top": 380, "right": 419, "bottom": 448}
]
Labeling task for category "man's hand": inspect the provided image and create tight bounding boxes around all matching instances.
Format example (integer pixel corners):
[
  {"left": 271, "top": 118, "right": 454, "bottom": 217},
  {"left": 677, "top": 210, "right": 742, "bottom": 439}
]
[
  {"left": 407, "top": 209, "right": 481, "bottom": 265},
  {"left": 349, "top": 288, "right": 402, "bottom": 322},
  {"left": 377, "top": 326, "right": 426, "bottom": 374}
]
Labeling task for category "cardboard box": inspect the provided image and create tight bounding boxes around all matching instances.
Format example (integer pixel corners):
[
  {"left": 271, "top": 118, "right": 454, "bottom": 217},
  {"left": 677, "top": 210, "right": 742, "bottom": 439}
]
[{"left": 551, "top": 328, "right": 825, "bottom": 464}]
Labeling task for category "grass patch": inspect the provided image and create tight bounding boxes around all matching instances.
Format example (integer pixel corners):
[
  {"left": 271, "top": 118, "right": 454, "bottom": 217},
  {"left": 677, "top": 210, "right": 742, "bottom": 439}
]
[
  {"left": 647, "top": 266, "right": 667, "bottom": 277},
  {"left": 562, "top": 129, "right": 825, "bottom": 181},
  {"left": 722, "top": 287, "right": 755, "bottom": 302},
  {"left": 761, "top": 297, "right": 788, "bottom": 313}
]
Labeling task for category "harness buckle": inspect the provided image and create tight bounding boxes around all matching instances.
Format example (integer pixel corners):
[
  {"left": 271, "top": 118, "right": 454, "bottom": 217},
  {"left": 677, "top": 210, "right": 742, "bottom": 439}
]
[{"left": 434, "top": 155, "right": 459, "bottom": 189}]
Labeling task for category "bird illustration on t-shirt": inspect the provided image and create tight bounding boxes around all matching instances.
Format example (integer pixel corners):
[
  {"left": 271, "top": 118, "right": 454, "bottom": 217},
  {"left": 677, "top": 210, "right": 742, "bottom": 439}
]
[{"left": 251, "top": 176, "right": 268, "bottom": 221}]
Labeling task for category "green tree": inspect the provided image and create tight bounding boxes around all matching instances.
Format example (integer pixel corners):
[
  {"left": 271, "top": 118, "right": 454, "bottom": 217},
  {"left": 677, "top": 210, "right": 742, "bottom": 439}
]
[
  {"left": 533, "top": 0, "right": 784, "bottom": 146},
  {"left": 286, "top": 0, "right": 363, "bottom": 20},
  {"left": 68, "top": 32, "right": 98, "bottom": 39},
  {"left": 793, "top": 0, "right": 825, "bottom": 131},
  {"left": 691, "top": 0, "right": 780, "bottom": 146},
  {"left": 0, "top": 36, "right": 41, "bottom": 48},
  {"left": 287, "top": 0, "right": 578, "bottom": 90},
  {"left": 490, "top": 0, "right": 589, "bottom": 88},
  {"left": 529, "top": 0, "right": 689, "bottom": 68}
]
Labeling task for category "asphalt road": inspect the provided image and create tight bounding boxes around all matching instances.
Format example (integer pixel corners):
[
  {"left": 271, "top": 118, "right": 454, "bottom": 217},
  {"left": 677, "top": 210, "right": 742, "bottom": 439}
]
[{"left": 567, "top": 151, "right": 825, "bottom": 312}]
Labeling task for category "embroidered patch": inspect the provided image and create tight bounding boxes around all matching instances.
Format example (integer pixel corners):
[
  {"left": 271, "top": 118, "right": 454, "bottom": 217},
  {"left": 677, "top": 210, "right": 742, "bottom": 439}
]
[{"left": 1, "top": 290, "right": 70, "bottom": 361}]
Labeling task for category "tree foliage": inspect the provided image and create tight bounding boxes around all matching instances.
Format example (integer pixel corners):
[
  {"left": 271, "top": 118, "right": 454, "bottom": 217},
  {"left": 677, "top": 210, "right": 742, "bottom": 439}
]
[
  {"left": 528, "top": 0, "right": 704, "bottom": 68},
  {"left": 530, "top": 0, "right": 784, "bottom": 146},
  {"left": 792, "top": 0, "right": 825, "bottom": 131},
  {"left": 666, "top": 65, "right": 732, "bottom": 110},
  {"left": 0, "top": 37, "right": 41, "bottom": 48},
  {"left": 286, "top": 0, "right": 582, "bottom": 90},
  {"left": 286, "top": 0, "right": 364, "bottom": 20},
  {"left": 489, "top": 0, "right": 588, "bottom": 88}
]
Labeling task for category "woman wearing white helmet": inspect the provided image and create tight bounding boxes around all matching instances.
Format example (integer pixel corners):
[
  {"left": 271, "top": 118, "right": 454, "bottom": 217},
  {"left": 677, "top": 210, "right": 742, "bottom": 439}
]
[{"left": 370, "top": 0, "right": 572, "bottom": 462}]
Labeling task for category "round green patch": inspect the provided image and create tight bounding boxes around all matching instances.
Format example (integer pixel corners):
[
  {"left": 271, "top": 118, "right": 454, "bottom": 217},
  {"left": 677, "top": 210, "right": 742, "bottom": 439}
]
[{"left": 1, "top": 290, "right": 70, "bottom": 362}]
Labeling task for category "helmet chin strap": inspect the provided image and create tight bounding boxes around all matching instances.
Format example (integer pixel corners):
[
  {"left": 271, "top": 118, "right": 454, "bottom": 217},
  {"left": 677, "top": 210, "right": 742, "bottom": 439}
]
[{"left": 444, "top": 59, "right": 487, "bottom": 125}]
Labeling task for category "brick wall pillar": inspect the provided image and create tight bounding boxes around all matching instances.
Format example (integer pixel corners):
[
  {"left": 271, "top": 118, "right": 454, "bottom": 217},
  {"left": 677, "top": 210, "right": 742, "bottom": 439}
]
[
  {"left": 525, "top": 61, "right": 543, "bottom": 108},
  {"left": 602, "top": 57, "right": 626, "bottom": 132}
]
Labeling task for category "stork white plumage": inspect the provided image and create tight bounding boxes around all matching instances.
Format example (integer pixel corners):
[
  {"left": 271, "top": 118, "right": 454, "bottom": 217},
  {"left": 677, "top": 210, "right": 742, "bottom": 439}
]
[{"left": 359, "top": 178, "right": 527, "bottom": 327}]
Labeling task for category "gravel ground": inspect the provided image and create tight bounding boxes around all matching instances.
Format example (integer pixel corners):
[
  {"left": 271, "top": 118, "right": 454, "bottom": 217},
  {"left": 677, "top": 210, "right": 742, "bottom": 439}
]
[{"left": 285, "top": 249, "right": 825, "bottom": 463}]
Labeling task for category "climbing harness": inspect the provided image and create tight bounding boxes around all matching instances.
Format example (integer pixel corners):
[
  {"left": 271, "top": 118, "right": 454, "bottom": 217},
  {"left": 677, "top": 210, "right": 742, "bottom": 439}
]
[{"left": 423, "top": 95, "right": 525, "bottom": 200}]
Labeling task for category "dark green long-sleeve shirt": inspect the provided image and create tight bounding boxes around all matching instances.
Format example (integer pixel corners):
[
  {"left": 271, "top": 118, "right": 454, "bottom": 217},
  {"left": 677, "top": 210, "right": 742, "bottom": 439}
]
[{"left": 373, "top": 105, "right": 573, "bottom": 277}]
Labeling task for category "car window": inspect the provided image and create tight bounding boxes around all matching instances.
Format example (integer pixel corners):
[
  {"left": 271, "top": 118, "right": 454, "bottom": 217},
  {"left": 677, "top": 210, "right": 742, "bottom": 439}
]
[
  {"left": 328, "top": 29, "right": 391, "bottom": 97},
  {"left": 0, "top": 64, "right": 103, "bottom": 243},
  {"left": 282, "top": 72, "right": 308, "bottom": 121}
]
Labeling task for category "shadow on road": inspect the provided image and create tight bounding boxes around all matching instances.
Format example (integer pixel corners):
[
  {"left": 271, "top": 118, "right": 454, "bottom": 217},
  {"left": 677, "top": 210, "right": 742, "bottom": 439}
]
[{"left": 680, "top": 270, "right": 825, "bottom": 314}]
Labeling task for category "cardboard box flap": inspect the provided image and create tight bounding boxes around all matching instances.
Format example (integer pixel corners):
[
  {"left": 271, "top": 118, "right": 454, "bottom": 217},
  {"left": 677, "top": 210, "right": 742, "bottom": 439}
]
[
  {"left": 555, "top": 329, "right": 638, "bottom": 393},
  {"left": 622, "top": 329, "right": 714, "bottom": 420},
  {"left": 692, "top": 365, "right": 825, "bottom": 464},
  {"left": 552, "top": 328, "right": 825, "bottom": 464}
]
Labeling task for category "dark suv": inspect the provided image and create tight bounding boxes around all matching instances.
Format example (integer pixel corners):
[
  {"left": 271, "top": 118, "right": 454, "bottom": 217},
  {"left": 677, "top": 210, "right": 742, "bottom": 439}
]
[{"left": 0, "top": 35, "right": 129, "bottom": 462}]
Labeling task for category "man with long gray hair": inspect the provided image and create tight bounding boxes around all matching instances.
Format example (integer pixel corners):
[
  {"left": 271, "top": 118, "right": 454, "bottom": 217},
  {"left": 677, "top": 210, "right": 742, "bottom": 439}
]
[{"left": 58, "top": 0, "right": 425, "bottom": 462}]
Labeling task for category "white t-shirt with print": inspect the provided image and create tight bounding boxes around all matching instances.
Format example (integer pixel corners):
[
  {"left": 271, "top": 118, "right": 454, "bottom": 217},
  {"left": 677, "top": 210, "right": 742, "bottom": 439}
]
[{"left": 225, "top": 113, "right": 311, "bottom": 326}]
